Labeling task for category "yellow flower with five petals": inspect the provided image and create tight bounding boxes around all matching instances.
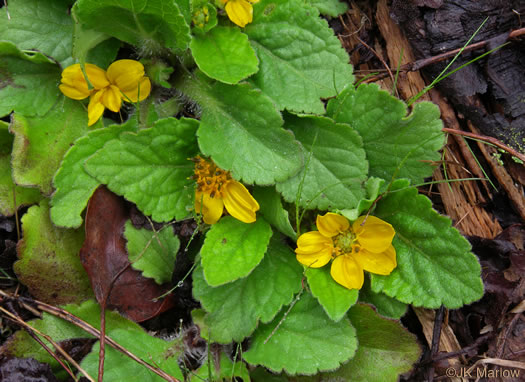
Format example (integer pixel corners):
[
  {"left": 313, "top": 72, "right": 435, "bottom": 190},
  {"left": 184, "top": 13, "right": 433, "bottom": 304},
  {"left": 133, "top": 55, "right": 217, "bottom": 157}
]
[
  {"left": 221, "top": 0, "right": 259, "bottom": 27},
  {"left": 59, "top": 60, "right": 151, "bottom": 126},
  {"left": 295, "top": 212, "right": 397, "bottom": 290},
  {"left": 193, "top": 156, "right": 259, "bottom": 224}
]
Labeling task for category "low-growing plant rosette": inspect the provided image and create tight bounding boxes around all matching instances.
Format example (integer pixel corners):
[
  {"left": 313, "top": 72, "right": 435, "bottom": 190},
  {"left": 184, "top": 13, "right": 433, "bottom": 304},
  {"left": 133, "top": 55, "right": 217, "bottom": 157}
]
[{"left": 0, "top": 0, "right": 485, "bottom": 380}]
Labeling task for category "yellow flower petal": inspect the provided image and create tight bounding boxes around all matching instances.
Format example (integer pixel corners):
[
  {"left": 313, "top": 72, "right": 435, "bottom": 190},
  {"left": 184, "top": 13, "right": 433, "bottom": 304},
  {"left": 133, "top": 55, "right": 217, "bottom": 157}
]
[
  {"left": 222, "top": 180, "right": 259, "bottom": 223},
  {"left": 296, "top": 231, "right": 333, "bottom": 254},
  {"left": 354, "top": 245, "right": 397, "bottom": 275},
  {"left": 195, "top": 191, "right": 224, "bottom": 225},
  {"left": 316, "top": 212, "right": 349, "bottom": 238},
  {"left": 295, "top": 231, "right": 333, "bottom": 268},
  {"left": 100, "top": 85, "right": 122, "bottom": 112},
  {"left": 59, "top": 84, "right": 91, "bottom": 100},
  {"left": 353, "top": 215, "right": 395, "bottom": 253},
  {"left": 87, "top": 90, "right": 105, "bottom": 126},
  {"left": 121, "top": 76, "right": 151, "bottom": 103},
  {"left": 225, "top": 0, "right": 253, "bottom": 27},
  {"left": 330, "top": 255, "right": 364, "bottom": 290},
  {"left": 107, "top": 59, "right": 147, "bottom": 92},
  {"left": 59, "top": 63, "right": 109, "bottom": 100},
  {"left": 296, "top": 249, "right": 333, "bottom": 268}
]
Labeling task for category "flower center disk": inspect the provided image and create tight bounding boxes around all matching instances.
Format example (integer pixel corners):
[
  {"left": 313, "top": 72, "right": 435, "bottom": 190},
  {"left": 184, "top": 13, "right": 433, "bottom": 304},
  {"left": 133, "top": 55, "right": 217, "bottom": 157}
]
[
  {"left": 333, "top": 231, "right": 358, "bottom": 255},
  {"left": 193, "top": 156, "right": 232, "bottom": 198}
]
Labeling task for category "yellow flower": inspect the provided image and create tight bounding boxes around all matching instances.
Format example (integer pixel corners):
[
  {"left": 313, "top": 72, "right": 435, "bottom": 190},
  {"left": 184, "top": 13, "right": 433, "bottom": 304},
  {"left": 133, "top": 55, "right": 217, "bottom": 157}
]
[
  {"left": 193, "top": 156, "right": 259, "bottom": 224},
  {"left": 295, "top": 212, "right": 397, "bottom": 290},
  {"left": 221, "top": 0, "right": 258, "bottom": 27},
  {"left": 59, "top": 60, "right": 151, "bottom": 126}
]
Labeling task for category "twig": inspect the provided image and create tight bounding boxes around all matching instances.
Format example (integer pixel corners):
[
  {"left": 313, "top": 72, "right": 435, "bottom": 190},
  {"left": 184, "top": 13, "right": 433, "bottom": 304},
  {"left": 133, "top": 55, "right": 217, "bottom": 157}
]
[
  {"left": 426, "top": 306, "right": 445, "bottom": 382},
  {"left": 355, "top": 35, "right": 396, "bottom": 87},
  {"left": 442, "top": 128, "right": 525, "bottom": 163},
  {"left": 0, "top": 305, "right": 95, "bottom": 382},
  {"left": 0, "top": 290, "right": 181, "bottom": 382},
  {"left": 24, "top": 327, "right": 79, "bottom": 382},
  {"left": 98, "top": 306, "right": 106, "bottom": 382},
  {"left": 362, "top": 27, "right": 525, "bottom": 83}
]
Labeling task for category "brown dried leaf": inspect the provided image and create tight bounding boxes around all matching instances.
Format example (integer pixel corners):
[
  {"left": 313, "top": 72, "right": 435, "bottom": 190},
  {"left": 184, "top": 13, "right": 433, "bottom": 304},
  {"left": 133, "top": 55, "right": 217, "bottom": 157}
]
[{"left": 79, "top": 186, "right": 174, "bottom": 322}]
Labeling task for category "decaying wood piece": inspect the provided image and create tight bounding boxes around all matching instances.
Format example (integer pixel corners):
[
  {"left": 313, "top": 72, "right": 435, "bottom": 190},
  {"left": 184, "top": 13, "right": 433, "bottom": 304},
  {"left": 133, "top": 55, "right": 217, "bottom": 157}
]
[
  {"left": 430, "top": 90, "right": 503, "bottom": 238},
  {"left": 468, "top": 121, "right": 525, "bottom": 222},
  {"left": 375, "top": 0, "right": 428, "bottom": 100}
]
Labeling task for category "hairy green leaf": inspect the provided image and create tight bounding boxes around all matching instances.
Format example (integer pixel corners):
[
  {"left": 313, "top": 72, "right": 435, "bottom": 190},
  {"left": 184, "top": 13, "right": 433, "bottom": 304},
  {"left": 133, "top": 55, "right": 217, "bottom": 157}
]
[
  {"left": 13, "top": 200, "right": 92, "bottom": 305},
  {"left": 2, "top": 300, "right": 139, "bottom": 370},
  {"left": 83, "top": 328, "right": 184, "bottom": 381},
  {"left": 306, "top": 267, "right": 358, "bottom": 322},
  {"left": 200, "top": 216, "right": 273, "bottom": 286},
  {"left": 243, "top": 293, "right": 357, "bottom": 375},
  {"left": 194, "top": 236, "right": 302, "bottom": 343},
  {"left": 10, "top": 98, "right": 89, "bottom": 195},
  {"left": 336, "top": 304, "right": 420, "bottom": 381},
  {"left": 297, "top": 304, "right": 420, "bottom": 382},
  {"left": 327, "top": 84, "right": 444, "bottom": 185},
  {"left": 277, "top": 115, "right": 368, "bottom": 211},
  {"left": 0, "top": 122, "right": 41, "bottom": 216},
  {"left": 0, "top": 42, "right": 61, "bottom": 118},
  {"left": 359, "top": 278, "right": 407, "bottom": 319},
  {"left": 253, "top": 186, "right": 296, "bottom": 239},
  {"left": 179, "top": 76, "right": 303, "bottom": 184},
  {"left": 0, "top": 0, "right": 74, "bottom": 66},
  {"left": 84, "top": 118, "right": 198, "bottom": 222},
  {"left": 190, "top": 26, "right": 259, "bottom": 84},
  {"left": 372, "top": 180, "right": 484, "bottom": 308},
  {"left": 74, "top": 0, "right": 191, "bottom": 53},
  {"left": 245, "top": 0, "right": 353, "bottom": 114},
  {"left": 51, "top": 122, "right": 136, "bottom": 228},
  {"left": 124, "top": 221, "right": 179, "bottom": 284},
  {"left": 306, "top": 0, "right": 348, "bottom": 17}
]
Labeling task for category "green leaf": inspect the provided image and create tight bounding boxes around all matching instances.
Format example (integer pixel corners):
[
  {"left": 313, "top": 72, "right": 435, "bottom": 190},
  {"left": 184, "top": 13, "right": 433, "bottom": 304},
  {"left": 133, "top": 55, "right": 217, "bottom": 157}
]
[
  {"left": 329, "top": 304, "right": 421, "bottom": 382},
  {"left": 291, "top": 304, "right": 420, "bottom": 382},
  {"left": 124, "top": 221, "right": 180, "bottom": 284},
  {"left": 327, "top": 84, "right": 444, "bottom": 185},
  {"left": 10, "top": 98, "right": 90, "bottom": 195},
  {"left": 193, "top": 236, "right": 302, "bottom": 343},
  {"left": 253, "top": 186, "right": 296, "bottom": 240},
  {"left": 82, "top": 328, "right": 184, "bottom": 382},
  {"left": 13, "top": 200, "right": 93, "bottom": 305},
  {"left": 179, "top": 75, "right": 303, "bottom": 184},
  {"left": 306, "top": 267, "right": 358, "bottom": 322},
  {"left": 277, "top": 115, "right": 368, "bottom": 211},
  {"left": 0, "top": 0, "right": 75, "bottom": 66},
  {"left": 245, "top": 0, "right": 353, "bottom": 114},
  {"left": 200, "top": 216, "right": 272, "bottom": 286},
  {"left": 339, "top": 177, "right": 384, "bottom": 222},
  {"left": 372, "top": 180, "right": 484, "bottom": 308},
  {"left": 84, "top": 117, "right": 198, "bottom": 222},
  {"left": 3, "top": 299, "right": 140, "bottom": 370},
  {"left": 71, "top": 21, "right": 121, "bottom": 69},
  {"left": 74, "top": 0, "right": 191, "bottom": 53},
  {"left": 359, "top": 278, "right": 407, "bottom": 319},
  {"left": 306, "top": 0, "right": 348, "bottom": 17},
  {"left": 190, "top": 26, "right": 259, "bottom": 84},
  {"left": 51, "top": 122, "right": 136, "bottom": 228},
  {"left": 0, "top": 42, "right": 61, "bottom": 118},
  {"left": 243, "top": 293, "right": 357, "bottom": 375},
  {"left": 0, "top": 122, "right": 41, "bottom": 216},
  {"left": 191, "top": 351, "right": 251, "bottom": 382}
]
